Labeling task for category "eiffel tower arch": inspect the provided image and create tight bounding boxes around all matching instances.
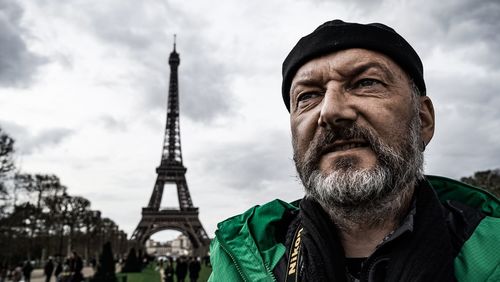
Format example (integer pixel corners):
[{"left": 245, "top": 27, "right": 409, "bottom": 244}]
[{"left": 131, "top": 37, "right": 210, "bottom": 256}]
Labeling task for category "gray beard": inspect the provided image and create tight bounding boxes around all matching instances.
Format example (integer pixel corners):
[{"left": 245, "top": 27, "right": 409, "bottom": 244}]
[
  {"left": 306, "top": 165, "right": 417, "bottom": 230},
  {"left": 296, "top": 111, "right": 424, "bottom": 230}
]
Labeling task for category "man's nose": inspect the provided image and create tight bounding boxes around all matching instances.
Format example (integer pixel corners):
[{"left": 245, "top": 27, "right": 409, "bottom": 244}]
[{"left": 318, "top": 88, "right": 357, "bottom": 128}]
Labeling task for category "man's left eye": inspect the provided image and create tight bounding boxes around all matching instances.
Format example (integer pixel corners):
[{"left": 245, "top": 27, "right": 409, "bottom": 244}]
[{"left": 355, "top": 78, "right": 381, "bottom": 88}]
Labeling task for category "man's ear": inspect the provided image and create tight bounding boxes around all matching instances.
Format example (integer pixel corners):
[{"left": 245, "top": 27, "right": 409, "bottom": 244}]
[{"left": 419, "top": 96, "right": 435, "bottom": 146}]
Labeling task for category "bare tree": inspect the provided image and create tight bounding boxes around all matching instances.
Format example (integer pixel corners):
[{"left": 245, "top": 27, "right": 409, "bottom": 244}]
[
  {"left": 461, "top": 169, "right": 500, "bottom": 198},
  {"left": 0, "top": 127, "right": 15, "bottom": 218},
  {"left": 0, "top": 127, "right": 15, "bottom": 178},
  {"left": 66, "top": 196, "right": 91, "bottom": 254}
]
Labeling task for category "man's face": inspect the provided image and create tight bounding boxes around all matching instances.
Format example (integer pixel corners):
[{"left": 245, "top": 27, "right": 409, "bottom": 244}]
[{"left": 290, "top": 48, "right": 434, "bottom": 207}]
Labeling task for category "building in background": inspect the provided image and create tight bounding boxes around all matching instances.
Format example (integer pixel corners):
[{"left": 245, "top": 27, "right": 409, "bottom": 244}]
[{"left": 146, "top": 234, "right": 192, "bottom": 257}]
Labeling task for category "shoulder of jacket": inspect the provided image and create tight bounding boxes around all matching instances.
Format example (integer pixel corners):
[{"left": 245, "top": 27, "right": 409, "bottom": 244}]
[
  {"left": 210, "top": 199, "right": 299, "bottom": 282},
  {"left": 454, "top": 215, "right": 500, "bottom": 281},
  {"left": 216, "top": 198, "right": 299, "bottom": 236},
  {"left": 426, "top": 175, "right": 500, "bottom": 217}
]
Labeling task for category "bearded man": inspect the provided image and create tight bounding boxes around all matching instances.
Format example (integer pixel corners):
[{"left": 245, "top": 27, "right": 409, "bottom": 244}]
[{"left": 208, "top": 20, "right": 500, "bottom": 281}]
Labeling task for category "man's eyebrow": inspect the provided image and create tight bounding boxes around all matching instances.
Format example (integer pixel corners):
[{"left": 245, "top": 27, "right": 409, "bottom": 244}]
[
  {"left": 292, "top": 77, "right": 321, "bottom": 87},
  {"left": 290, "top": 75, "right": 323, "bottom": 94},
  {"left": 345, "top": 61, "right": 396, "bottom": 82}
]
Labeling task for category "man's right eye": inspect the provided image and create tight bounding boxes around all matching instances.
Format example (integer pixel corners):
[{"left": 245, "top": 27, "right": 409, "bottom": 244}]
[{"left": 297, "top": 92, "right": 320, "bottom": 103}]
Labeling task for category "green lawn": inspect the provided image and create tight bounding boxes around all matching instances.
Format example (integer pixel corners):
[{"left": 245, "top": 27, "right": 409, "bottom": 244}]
[
  {"left": 198, "top": 264, "right": 212, "bottom": 282},
  {"left": 117, "top": 263, "right": 212, "bottom": 282},
  {"left": 117, "top": 264, "right": 161, "bottom": 282},
  {"left": 169, "top": 263, "right": 212, "bottom": 282}
]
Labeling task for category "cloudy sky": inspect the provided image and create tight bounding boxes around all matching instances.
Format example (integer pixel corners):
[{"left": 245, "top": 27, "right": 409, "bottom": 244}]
[{"left": 1, "top": 0, "right": 499, "bottom": 241}]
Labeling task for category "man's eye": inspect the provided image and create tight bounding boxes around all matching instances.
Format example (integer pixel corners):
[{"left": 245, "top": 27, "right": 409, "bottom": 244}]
[
  {"left": 297, "top": 92, "right": 320, "bottom": 102},
  {"left": 354, "top": 78, "right": 382, "bottom": 88}
]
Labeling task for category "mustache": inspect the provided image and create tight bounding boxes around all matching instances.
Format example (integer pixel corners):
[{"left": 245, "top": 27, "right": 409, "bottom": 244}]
[
  {"left": 306, "top": 125, "right": 380, "bottom": 162},
  {"left": 293, "top": 122, "right": 410, "bottom": 183}
]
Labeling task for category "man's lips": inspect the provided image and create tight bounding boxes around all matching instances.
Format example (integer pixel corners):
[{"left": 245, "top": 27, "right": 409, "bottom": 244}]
[{"left": 321, "top": 139, "right": 369, "bottom": 154}]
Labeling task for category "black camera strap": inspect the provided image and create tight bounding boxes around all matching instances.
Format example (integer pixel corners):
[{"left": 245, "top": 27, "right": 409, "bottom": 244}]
[{"left": 285, "top": 225, "right": 303, "bottom": 282}]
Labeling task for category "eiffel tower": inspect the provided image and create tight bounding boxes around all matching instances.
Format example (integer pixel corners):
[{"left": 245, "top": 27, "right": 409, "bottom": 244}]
[{"left": 131, "top": 37, "right": 210, "bottom": 256}]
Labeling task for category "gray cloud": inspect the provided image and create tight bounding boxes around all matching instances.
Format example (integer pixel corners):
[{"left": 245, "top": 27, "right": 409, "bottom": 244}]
[
  {"left": 0, "top": 0, "right": 46, "bottom": 87},
  {"left": 22, "top": 128, "right": 74, "bottom": 155},
  {"left": 179, "top": 44, "right": 235, "bottom": 122},
  {"left": 98, "top": 115, "right": 128, "bottom": 132},
  {"left": 195, "top": 130, "right": 297, "bottom": 191},
  {"left": 0, "top": 120, "right": 74, "bottom": 155},
  {"left": 425, "top": 0, "right": 500, "bottom": 68}
]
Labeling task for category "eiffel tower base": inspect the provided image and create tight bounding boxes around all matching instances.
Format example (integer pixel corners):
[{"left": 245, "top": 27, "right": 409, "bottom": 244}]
[{"left": 131, "top": 208, "right": 211, "bottom": 256}]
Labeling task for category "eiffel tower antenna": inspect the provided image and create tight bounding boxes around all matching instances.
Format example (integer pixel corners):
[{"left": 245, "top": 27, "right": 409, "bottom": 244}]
[{"left": 131, "top": 38, "right": 210, "bottom": 255}]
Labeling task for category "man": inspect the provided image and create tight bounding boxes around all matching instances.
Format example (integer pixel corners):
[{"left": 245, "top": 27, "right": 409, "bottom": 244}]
[
  {"left": 69, "top": 251, "right": 83, "bottom": 282},
  {"left": 21, "top": 261, "right": 33, "bottom": 282},
  {"left": 188, "top": 257, "right": 201, "bottom": 282},
  {"left": 44, "top": 258, "right": 54, "bottom": 282},
  {"left": 175, "top": 256, "right": 188, "bottom": 282},
  {"left": 54, "top": 257, "right": 63, "bottom": 281},
  {"left": 208, "top": 20, "right": 500, "bottom": 281}
]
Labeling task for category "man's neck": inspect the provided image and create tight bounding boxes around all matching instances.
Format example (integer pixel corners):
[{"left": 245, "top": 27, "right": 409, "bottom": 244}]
[
  {"left": 340, "top": 220, "right": 398, "bottom": 258},
  {"left": 323, "top": 184, "right": 415, "bottom": 258}
]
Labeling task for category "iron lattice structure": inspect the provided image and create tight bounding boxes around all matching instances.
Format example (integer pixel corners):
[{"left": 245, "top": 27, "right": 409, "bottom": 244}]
[{"left": 131, "top": 40, "right": 210, "bottom": 255}]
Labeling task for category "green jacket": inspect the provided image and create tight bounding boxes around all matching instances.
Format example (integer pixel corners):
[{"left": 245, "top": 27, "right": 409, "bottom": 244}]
[{"left": 209, "top": 176, "right": 500, "bottom": 281}]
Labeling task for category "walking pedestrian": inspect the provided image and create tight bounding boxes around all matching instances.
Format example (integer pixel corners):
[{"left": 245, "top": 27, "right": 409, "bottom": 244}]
[
  {"left": 12, "top": 263, "right": 22, "bottom": 282},
  {"left": 22, "top": 260, "right": 33, "bottom": 282},
  {"left": 163, "top": 257, "right": 174, "bottom": 282},
  {"left": 69, "top": 251, "right": 84, "bottom": 282},
  {"left": 54, "top": 258, "right": 63, "bottom": 282},
  {"left": 175, "top": 257, "right": 188, "bottom": 282},
  {"left": 44, "top": 258, "right": 55, "bottom": 282},
  {"left": 188, "top": 257, "right": 201, "bottom": 282}
]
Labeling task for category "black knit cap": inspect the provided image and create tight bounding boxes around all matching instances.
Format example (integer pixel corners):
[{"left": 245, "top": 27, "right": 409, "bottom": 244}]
[{"left": 282, "top": 20, "right": 426, "bottom": 111}]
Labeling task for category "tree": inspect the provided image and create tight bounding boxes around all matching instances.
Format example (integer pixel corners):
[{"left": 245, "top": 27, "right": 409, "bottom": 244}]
[
  {"left": 15, "top": 174, "right": 63, "bottom": 210},
  {"left": 82, "top": 209, "right": 101, "bottom": 260},
  {"left": 0, "top": 127, "right": 15, "bottom": 218},
  {"left": 65, "top": 196, "right": 91, "bottom": 253},
  {"left": 0, "top": 127, "right": 15, "bottom": 178},
  {"left": 1, "top": 202, "right": 41, "bottom": 261},
  {"left": 461, "top": 169, "right": 500, "bottom": 198}
]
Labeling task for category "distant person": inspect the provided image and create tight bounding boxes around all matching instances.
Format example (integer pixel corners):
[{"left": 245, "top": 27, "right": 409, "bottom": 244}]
[
  {"left": 163, "top": 257, "right": 174, "bottom": 282},
  {"left": 188, "top": 257, "right": 201, "bottom": 282},
  {"left": 44, "top": 258, "right": 55, "bottom": 282},
  {"left": 157, "top": 259, "right": 163, "bottom": 271},
  {"left": 175, "top": 257, "right": 188, "bottom": 282},
  {"left": 69, "top": 251, "right": 83, "bottom": 282},
  {"left": 202, "top": 255, "right": 210, "bottom": 267},
  {"left": 54, "top": 258, "right": 63, "bottom": 281},
  {"left": 22, "top": 260, "right": 33, "bottom": 282},
  {"left": 12, "top": 263, "right": 22, "bottom": 282},
  {"left": 0, "top": 264, "right": 7, "bottom": 282},
  {"left": 89, "top": 257, "right": 97, "bottom": 271}
]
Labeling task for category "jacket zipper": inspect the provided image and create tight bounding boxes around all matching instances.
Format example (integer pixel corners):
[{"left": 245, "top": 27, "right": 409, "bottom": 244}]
[
  {"left": 219, "top": 238, "right": 277, "bottom": 282},
  {"left": 264, "top": 261, "right": 277, "bottom": 282},
  {"left": 219, "top": 239, "right": 248, "bottom": 282}
]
